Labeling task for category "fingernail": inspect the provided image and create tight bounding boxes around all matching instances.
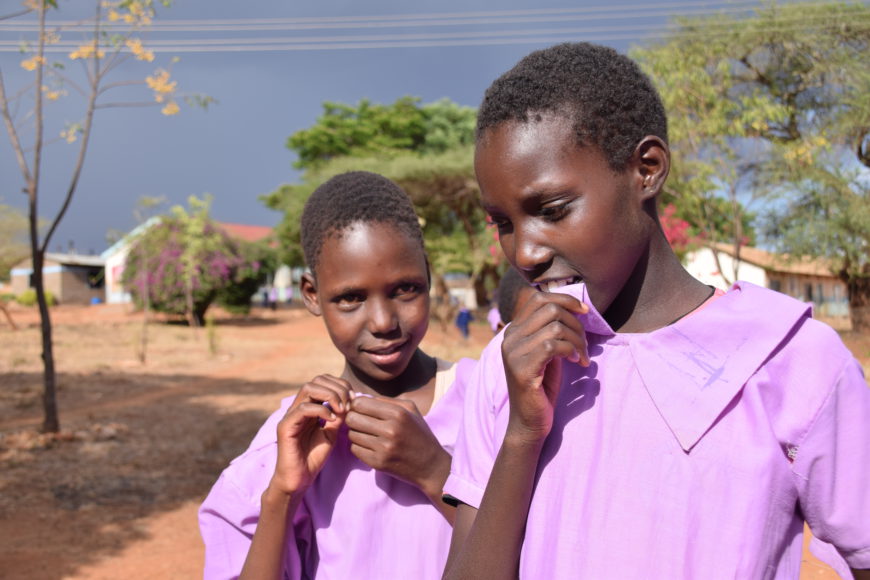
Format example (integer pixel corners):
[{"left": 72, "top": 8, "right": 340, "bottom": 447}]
[{"left": 354, "top": 392, "right": 373, "bottom": 398}]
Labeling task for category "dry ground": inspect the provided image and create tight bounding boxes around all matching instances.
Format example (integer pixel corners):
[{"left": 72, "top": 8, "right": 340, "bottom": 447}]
[{"left": 0, "top": 302, "right": 866, "bottom": 579}]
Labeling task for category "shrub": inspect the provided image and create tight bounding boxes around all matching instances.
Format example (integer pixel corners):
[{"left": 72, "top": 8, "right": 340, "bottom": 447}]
[{"left": 15, "top": 289, "right": 56, "bottom": 306}]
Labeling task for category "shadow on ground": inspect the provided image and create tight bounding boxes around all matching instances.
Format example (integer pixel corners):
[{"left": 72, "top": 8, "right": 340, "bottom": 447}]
[{"left": 0, "top": 369, "right": 295, "bottom": 579}]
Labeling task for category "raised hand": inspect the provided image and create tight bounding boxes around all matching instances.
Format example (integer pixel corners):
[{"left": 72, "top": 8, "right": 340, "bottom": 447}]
[
  {"left": 501, "top": 291, "right": 589, "bottom": 443},
  {"left": 345, "top": 395, "right": 451, "bottom": 504},
  {"left": 269, "top": 374, "right": 353, "bottom": 495}
]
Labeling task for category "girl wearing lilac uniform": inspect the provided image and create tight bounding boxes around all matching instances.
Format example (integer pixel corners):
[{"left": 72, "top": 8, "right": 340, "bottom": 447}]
[
  {"left": 199, "top": 171, "right": 474, "bottom": 579},
  {"left": 442, "top": 43, "right": 870, "bottom": 579}
]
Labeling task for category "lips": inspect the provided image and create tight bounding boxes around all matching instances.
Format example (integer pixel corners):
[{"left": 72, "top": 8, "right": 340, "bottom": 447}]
[
  {"left": 362, "top": 340, "right": 408, "bottom": 366},
  {"left": 535, "top": 276, "right": 582, "bottom": 292}
]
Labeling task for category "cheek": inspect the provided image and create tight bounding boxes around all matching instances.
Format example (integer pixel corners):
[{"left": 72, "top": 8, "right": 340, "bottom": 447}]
[{"left": 401, "top": 296, "right": 431, "bottom": 335}]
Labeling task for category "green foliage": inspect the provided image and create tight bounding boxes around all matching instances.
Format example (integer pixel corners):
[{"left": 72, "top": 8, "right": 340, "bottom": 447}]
[
  {"left": 215, "top": 239, "right": 277, "bottom": 314},
  {"left": 268, "top": 97, "right": 485, "bottom": 276},
  {"left": 632, "top": 1, "right": 869, "bottom": 279},
  {"left": 0, "top": 201, "right": 30, "bottom": 282},
  {"left": 285, "top": 96, "right": 477, "bottom": 170},
  {"left": 16, "top": 288, "right": 55, "bottom": 307}
]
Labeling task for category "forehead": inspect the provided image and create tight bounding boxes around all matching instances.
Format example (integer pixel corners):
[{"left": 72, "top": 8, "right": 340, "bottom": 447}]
[
  {"left": 316, "top": 221, "right": 427, "bottom": 281},
  {"left": 474, "top": 117, "right": 608, "bottom": 207}
]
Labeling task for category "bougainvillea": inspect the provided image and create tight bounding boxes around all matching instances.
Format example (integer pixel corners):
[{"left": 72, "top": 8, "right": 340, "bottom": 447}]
[
  {"left": 121, "top": 217, "right": 270, "bottom": 323},
  {"left": 659, "top": 203, "right": 693, "bottom": 260}
]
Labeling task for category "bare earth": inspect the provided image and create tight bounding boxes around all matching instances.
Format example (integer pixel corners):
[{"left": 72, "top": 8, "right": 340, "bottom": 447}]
[{"left": 0, "top": 302, "right": 866, "bottom": 579}]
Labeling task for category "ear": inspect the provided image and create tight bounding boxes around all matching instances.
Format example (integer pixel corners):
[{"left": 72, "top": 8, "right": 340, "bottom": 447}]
[
  {"left": 300, "top": 271, "right": 322, "bottom": 316},
  {"left": 632, "top": 136, "right": 670, "bottom": 202}
]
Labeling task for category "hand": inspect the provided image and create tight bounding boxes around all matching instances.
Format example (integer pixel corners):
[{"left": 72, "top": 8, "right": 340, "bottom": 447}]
[
  {"left": 501, "top": 291, "right": 589, "bottom": 443},
  {"left": 345, "top": 396, "right": 451, "bottom": 501},
  {"left": 269, "top": 375, "right": 352, "bottom": 496}
]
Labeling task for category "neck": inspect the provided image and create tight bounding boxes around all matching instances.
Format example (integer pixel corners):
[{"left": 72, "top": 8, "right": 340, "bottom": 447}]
[
  {"left": 342, "top": 349, "right": 436, "bottom": 398},
  {"left": 606, "top": 232, "right": 710, "bottom": 333}
]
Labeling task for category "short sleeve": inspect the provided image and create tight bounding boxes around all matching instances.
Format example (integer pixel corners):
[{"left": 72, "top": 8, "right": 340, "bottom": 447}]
[
  {"left": 443, "top": 337, "right": 508, "bottom": 508},
  {"left": 199, "top": 396, "right": 310, "bottom": 580},
  {"left": 793, "top": 356, "right": 870, "bottom": 570}
]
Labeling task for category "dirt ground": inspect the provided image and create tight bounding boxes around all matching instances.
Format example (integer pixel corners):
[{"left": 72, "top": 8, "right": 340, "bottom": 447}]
[{"left": 0, "top": 302, "right": 866, "bottom": 579}]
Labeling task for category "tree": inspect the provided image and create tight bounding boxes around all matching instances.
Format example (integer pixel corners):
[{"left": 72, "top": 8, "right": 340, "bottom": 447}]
[
  {"left": 264, "top": 97, "right": 499, "bottom": 314},
  {"left": 122, "top": 196, "right": 270, "bottom": 326},
  {"left": 632, "top": 1, "right": 870, "bottom": 329},
  {"left": 0, "top": 0, "right": 211, "bottom": 432},
  {"left": 131, "top": 195, "right": 166, "bottom": 363}
]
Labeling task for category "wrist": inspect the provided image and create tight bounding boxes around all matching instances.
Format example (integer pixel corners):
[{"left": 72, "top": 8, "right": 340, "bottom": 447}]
[
  {"left": 262, "top": 479, "right": 304, "bottom": 511},
  {"left": 417, "top": 448, "right": 452, "bottom": 502}
]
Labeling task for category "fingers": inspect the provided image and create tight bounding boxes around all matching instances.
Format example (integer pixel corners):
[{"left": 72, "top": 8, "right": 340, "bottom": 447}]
[
  {"left": 292, "top": 374, "right": 353, "bottom": 413},
  {"left": 506, "top": 292, "right": 590, "bottom": 368}
]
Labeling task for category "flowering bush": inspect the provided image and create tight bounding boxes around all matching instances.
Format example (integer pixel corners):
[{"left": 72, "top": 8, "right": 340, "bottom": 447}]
[{"left": 122, "top": 218, "right": 270, "bottom": 323}]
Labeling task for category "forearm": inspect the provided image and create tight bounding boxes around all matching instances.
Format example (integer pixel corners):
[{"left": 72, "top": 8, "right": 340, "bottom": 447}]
[
  {"left": 417, "top": 447, "right": 456, "bottom": 525},
  {"left": 443, "top": 434, "right": 544, "bottom": 579},
  {"left": 240, "top": 486, "right": 304, "bottom": 580}
]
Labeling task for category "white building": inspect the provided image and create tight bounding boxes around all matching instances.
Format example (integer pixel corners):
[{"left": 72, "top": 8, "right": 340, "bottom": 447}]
[{"left": 684, "top": 242, "right": 849, "bottom": 317}]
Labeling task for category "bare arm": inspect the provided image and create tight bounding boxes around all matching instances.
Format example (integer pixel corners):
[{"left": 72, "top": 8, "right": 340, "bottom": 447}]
[
  {"left": 443, "top": 433, "right": 546, "bottom": 578},
  {"left": 240, "top": 375, "right": 352, "bottom": 580},
  {"left": 443, "top": 292, "right": 589, "bottom": 579}
]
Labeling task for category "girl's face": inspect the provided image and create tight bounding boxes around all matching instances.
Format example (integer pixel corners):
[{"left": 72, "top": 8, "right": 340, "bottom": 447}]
[
  {"left": 302, "top": 222, "right": 430, "bottom": 385},
  {"left": 475, "top": 114, "right": 655, "bottom": 316}
]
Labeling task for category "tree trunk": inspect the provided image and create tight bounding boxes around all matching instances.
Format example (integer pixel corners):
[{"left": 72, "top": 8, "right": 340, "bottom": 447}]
[
  {"left": 33, "top": 250, "right": 60, "bottom": 433},
  {"left": 845, "top": 273, "right": 870, "bottom": 333},
  {"left": 0, "top": 302, "right": 17, "bottom": 330}
]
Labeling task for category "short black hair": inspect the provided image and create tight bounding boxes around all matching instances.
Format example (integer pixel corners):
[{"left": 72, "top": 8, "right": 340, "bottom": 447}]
[
  {"left": 477, "top": 42, "right": 668, "bottom": 170},
  {"left": 497, "top": 267, "right": 533, "bottom": 324},
  {"left": 301, "top": 171, "right": 425, "bottom": 275}
]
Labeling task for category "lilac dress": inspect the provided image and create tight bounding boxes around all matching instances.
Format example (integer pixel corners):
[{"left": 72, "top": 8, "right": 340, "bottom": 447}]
[
  {"left": 200, "top": 357, "right": 475, "bottom": 579},
  {"left": 444, "top": 281, "right": 870, "bottom": 578}
]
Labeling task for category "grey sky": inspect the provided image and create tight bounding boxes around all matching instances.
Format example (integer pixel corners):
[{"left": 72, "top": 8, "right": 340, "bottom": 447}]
[{"left": 0, "top": 0, "right": 794, "bottom": 254}]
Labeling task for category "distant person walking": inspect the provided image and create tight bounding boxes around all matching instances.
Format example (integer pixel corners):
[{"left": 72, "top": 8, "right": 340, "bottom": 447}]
[{"left": 455, "top": 307, "right": 472, "bottom": 339}]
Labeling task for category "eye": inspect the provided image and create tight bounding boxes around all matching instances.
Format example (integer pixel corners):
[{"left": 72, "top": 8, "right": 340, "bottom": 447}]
[
  {"left": 487, "top": 214, "right": 512, "bottom": 233},
  {"left": 334, "top": 292, "right": 364, "bottom": 310},
  {"left": 539, "top": 201, "right": 570, "bottom": 222},
  {"left": 394, "top": 282, "right": 424, "bottom": 300}
]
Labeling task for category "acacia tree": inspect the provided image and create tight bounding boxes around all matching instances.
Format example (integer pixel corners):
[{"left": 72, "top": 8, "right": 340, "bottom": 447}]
[
  {"left": 0, "top": 0, "right": 209, "bottom": 432},
  {"left": 263, "top": 97, "right": 503, "bottom": 312},
  {"left": 632, "top": 1, "right": 870, "bottom": 329}
]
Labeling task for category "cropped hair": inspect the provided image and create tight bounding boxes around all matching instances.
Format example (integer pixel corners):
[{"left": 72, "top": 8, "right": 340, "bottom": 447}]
[
  {"left": 300, "top": 171, "right": 425, "bottom": 275},
  {"left": 477, "top": 42, "right": 668, "bottom": 170}
]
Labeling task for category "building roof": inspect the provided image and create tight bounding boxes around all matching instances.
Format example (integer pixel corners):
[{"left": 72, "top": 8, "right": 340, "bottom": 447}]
[
  {"left": 215, "top": 222, "right": 274, "bottom": 243},
  {"left": 14, "top": 252, "right": 106, "bottom": 272},
  {"left": 709, "top": 242, "right": 835, "bottom": 277}
]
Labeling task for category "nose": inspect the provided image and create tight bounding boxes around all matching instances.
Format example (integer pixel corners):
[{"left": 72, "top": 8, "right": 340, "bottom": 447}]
[
  {"left": 367, "top": 296, "right": 399, "bottom": 335},
  {"left": 511, "top": 227, "right": 553, "bottom": 275}
]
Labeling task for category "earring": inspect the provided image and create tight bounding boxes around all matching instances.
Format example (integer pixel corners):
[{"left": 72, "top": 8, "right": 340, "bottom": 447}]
[{"left": 642, "top": 175, "right": 652, "bottom": 189}]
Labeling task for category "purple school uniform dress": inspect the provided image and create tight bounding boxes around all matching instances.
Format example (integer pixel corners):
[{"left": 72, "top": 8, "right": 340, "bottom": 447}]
[
  {"left": 200, "top": 357, "right": 475, "bottom": 580},
  {"left": 444, "top": 282, "right": 870, "bottom": 578}
]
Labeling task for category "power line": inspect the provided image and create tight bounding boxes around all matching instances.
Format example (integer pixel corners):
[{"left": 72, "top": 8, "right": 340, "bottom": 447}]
[{"left": 0, "top": 2, "right": 865, "bottom": 53}]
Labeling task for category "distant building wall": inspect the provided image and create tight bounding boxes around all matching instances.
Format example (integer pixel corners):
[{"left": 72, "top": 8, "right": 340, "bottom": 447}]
[
  {"left": 684, "top": 247, "right": 768, "bottom": 290},
  {"left": 10, "top": 256, "right": 104, "bottom": 305}
]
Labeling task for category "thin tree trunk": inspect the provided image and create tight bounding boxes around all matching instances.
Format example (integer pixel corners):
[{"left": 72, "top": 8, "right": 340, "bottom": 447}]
[{"left": 0, "top": 302, "right": 17, "bottom": 330}]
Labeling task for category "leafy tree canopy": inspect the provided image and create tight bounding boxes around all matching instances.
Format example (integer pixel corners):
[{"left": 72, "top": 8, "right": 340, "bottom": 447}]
[
  {"left": 632, "top": 0, "right": 870, "bottom": 328},
  {"left": 286, "top": 96, "right": 476, "bottom": 170}
]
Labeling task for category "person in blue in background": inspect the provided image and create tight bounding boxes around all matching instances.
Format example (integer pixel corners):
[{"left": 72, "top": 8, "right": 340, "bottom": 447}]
[{"left": 455, "top": 307, "right": 472, "bottom": 339}]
